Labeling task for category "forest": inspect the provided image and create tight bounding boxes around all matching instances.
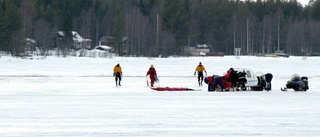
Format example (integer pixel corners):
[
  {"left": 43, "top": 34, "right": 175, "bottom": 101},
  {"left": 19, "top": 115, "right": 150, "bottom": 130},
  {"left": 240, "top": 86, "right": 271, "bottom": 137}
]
[{"left": 1, "top": 0, "right": 320, "bottom": 57}]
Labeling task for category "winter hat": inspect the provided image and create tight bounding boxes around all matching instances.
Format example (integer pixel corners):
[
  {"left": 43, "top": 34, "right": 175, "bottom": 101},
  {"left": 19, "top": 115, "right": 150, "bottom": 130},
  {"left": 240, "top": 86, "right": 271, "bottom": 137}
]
[{"left": 151, "top": 64, "right": 154, "bottom": 68}]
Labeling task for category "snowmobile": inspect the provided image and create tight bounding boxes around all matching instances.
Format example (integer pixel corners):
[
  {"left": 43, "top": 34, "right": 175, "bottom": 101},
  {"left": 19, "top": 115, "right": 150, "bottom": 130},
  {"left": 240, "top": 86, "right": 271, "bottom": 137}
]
[{"left": 281, "top": 74, "right": 309, "bottom": 91}]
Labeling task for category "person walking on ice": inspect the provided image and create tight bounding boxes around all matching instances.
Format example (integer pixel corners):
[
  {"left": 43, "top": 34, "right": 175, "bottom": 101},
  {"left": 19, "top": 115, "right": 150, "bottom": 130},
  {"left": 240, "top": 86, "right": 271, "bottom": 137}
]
[
  {"left": 146, "top": 64, "right": 157, "bottom": 87},
  {"left": 113, "top": 63, "right": 122, "bottom": 86},
  {"left": 194, "top": 62, "right": 207, "bottom": 86}
]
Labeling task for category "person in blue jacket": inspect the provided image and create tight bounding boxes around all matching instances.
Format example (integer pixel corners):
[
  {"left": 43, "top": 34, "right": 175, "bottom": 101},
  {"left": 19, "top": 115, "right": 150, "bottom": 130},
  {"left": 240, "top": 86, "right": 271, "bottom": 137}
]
[{"left": 211, "top": 75, "right": 224, "bottom": 91}]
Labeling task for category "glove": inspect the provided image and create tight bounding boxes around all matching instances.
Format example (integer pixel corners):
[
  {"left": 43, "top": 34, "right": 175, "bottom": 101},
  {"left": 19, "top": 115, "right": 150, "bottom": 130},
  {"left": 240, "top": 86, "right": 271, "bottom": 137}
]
[
  {"left": 194, "top": 72, "right": 196, "bottom": 76},
  {"left": 113, "top": 73, "right": 115, "bottom": 77},
  {"left": 120, "top": 72, "right": 122, "bottom": 75}
]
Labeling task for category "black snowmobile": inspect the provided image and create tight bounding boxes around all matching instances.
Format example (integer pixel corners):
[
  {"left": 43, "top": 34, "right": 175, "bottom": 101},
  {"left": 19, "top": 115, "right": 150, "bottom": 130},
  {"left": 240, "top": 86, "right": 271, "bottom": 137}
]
[{"left": 281, "top": 74, "right": 309, "bottom": 91}]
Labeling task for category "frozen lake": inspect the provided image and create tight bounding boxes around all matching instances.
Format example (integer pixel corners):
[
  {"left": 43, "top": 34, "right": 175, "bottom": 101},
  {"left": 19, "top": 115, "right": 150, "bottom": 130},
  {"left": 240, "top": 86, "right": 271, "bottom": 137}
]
[{"left": 1, "top": 56, "right": 320, "bottom": 137}]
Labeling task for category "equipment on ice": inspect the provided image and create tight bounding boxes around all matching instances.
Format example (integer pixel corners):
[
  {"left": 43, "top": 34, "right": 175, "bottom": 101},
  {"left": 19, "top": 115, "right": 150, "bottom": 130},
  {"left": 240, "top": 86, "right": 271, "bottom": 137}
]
[
  {"left": 155, "top": 76, "right": 159, "bottom": 83},
  {"left": 209, "top": 68, "right": 273, "bottom": 91},
  {"left": 233, "top": 68, "right": 272, "bottom": 91},
  {"left": 151, "top": 87, "right": 201, "bottom": 91},
  {"left": 281, "top": 74, "right": 309, "bottom": 91}
]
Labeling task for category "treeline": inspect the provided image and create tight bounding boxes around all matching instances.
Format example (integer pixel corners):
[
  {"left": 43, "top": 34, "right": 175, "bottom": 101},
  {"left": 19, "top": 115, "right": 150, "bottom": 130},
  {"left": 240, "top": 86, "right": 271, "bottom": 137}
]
[{"left": 1, "top": 0, "right": 320, "bottom": 57}]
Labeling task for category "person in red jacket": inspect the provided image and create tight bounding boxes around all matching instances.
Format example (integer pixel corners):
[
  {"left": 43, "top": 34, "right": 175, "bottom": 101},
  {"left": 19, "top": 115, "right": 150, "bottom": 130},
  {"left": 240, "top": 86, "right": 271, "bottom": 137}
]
[
  {"left": 204, "top": 75, "right": 214, "bottom": 91},
  {"left": 223, "top": 69, "right": 231, "bottom": 81},
  {"left": 146, "top": 64, "right": 157, "bottom": 87}
]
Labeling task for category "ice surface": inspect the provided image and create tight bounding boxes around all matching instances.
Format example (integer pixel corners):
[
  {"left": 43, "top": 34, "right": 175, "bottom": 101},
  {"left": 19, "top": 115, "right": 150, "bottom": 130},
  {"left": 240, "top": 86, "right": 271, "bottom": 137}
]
[{"left": 1, "top": 56, "right": 319, "bottom": 137}]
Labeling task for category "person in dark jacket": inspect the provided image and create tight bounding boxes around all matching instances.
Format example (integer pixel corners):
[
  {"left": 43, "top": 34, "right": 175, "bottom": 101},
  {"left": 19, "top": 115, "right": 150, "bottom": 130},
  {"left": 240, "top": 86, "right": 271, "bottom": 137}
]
[
  {"left": 146, "top": 64, "right": 157, "bottom": 87},
  {"left": 265, "top": 73, "right": 273, "bottom": 91},
  {"left": 229, "top": 68, "right": 238, "bottom": 90}
]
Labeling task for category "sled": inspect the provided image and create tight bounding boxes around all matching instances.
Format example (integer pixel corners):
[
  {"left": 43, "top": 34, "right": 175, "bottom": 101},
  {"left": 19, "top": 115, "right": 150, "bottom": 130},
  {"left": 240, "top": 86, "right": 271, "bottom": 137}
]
[{"left": 151, "top": 87, "right": 201, "bottom": 91}]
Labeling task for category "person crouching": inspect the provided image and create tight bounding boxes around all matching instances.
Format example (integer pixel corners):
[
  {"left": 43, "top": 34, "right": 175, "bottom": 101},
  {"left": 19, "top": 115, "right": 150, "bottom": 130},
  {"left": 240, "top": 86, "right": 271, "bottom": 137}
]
[
  {"left": 212, "top": 75, "right": 224, "bottom": 91},
  {"left": 204, "top": 75, "right": 225, "bottom": 92},
  {"left": 204, "top": 75, "right": 214, "bottom": 91}
]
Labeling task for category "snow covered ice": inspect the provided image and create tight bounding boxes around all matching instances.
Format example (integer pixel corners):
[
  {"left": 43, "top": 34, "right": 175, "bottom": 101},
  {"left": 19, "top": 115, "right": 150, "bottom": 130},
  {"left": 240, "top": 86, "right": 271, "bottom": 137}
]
[{"left": 1, "top": 56, "right": 320, "bottom": 137}]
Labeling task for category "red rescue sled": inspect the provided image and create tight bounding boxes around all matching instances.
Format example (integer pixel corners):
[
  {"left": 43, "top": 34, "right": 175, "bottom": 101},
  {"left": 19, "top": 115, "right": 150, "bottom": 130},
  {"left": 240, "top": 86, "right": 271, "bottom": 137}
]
[{"left": 151, "top": 87, "right": 201, "bottom": 91}]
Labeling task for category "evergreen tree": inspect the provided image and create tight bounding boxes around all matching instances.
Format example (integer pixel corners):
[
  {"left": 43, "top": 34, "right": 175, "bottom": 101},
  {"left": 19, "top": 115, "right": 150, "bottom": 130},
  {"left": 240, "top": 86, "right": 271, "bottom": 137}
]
[
  {"left": 161, "top": 0, "right": 191, "bottom": 53},
  {"left": 0, "top": 0, "right": 22, "bottom": 53}
]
